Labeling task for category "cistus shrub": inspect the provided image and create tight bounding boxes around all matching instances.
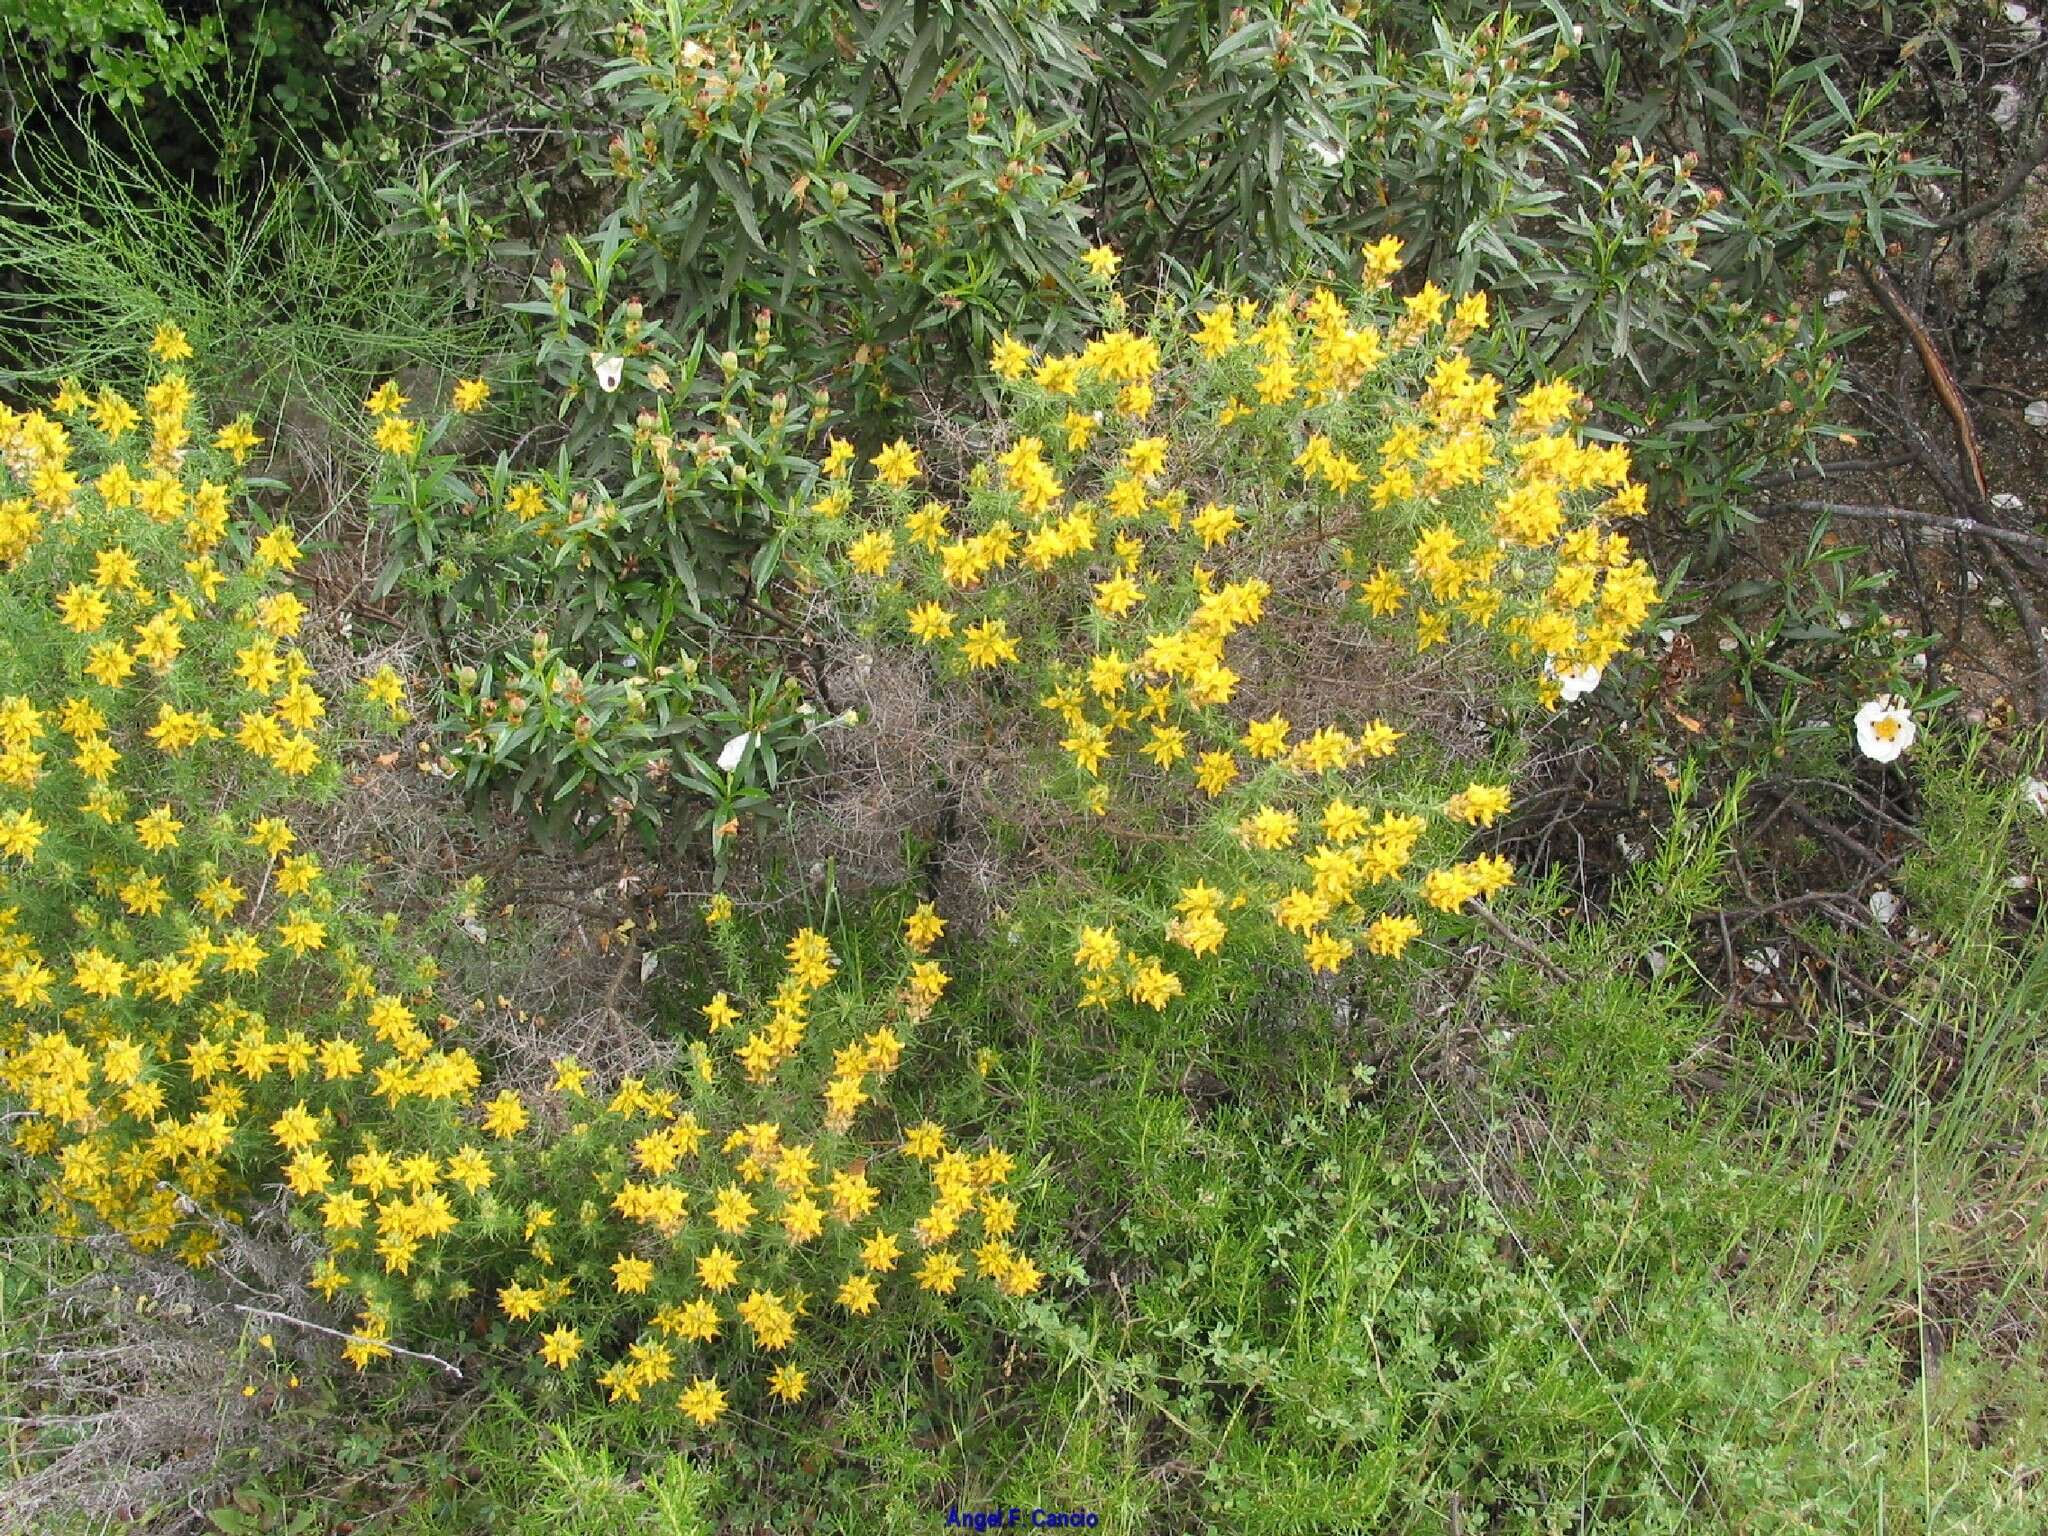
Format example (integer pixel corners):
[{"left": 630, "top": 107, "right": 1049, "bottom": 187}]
[
  {"left": 357, "top": 0, "right": 1096, "bottom": 423},
  {"left": 343, "top": 0, "right": 1934, "bottom": 552},
  {"left": 0, "top": 340, "right": 1036, "bottom": 1425},
  {"left": 365, "top": 274, "right": 837, "bottom": 850},
  {"left": 809, "top": 244, "right": 1661, "bottom": 1008}
]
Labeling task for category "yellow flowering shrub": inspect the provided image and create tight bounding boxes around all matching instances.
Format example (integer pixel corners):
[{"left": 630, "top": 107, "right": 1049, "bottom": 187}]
[
  {"left": 0, "top": 328, "right": 349, "bottom": 1266},
  {"left": 438, "top": 915, "right": 1037, "bottom": 1419},
  {"left": 0, "top": 337, "right": 1033, "bottom": 1424},
  {"left": 810, "top": 244, "right": 1662, "bottom": 1005}
]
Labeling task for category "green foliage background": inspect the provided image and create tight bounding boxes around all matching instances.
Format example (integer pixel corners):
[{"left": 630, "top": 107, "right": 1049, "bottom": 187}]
[{"left": 3, "top": 0, "right": 2047, "bottom": 1531}]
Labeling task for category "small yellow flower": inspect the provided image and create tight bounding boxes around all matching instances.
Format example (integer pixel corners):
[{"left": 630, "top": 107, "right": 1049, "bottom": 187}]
[
  {"left": 917, "top": 1251, "right": 965, "bottom": 1295},
  {"left": 1364, "top": 913, "right": 1422, "bottom": 958},
  {"left": 150, "top": 321, "right": 195, "bottom": 362},
  {"left": 677, "top": 1376, "right": 728, "bottom": 1427},
  {"left": 1242, "top": 715, "right": 1290, "bottom": 760},
  {"left": 836, "top": 1272, "right": 880, "bottom": 1315},
  {"left": 539, "top": 1326, "right": 582, "bottom": 1369},
  {"left": 697, "top": 1245, "right": 742, "bottom": 1292},
  {"left": 871, "top": 438, "right": 921, "bottom": 489},
  {"left": 363, "top": 665, "right": 407, "bottom": 712},
  {"left": 365, "top": 379, "right": 409, "bottom": 417},
  {"left": 213, "top": 416, "right": 263, "bottom": 465},
  {"left": 373, "top": 415, "right": 421, "bottom": 457},
  {"left": 481, "top": 1090, "right": 528, "bottom": 1139},
  {"left": 959, "top": 618, "right": 1020, "bottom": 670},
  {"left": 906, "top": 601, "right": 955, "bottom": 644},
  {"left": 1445, "top": 782, "right": 1512, "bottom": 828},
  {"left": 904, "top": 902, "right": 946, "bottom": 952},
  {"left": 611, "top": 1253, "right": 655, "bottom": 1294},
  {"left": 711, "top": 1183, "right": 757, "bottom": 1235},
  {"left": 0, "top": 807, "right": 46, "bottom": 863},
  {"left": 861, "top": 1231, "right": 903, "bottom": 1273},
  {"left": 991, "top": 332, "right": 1033, "bottom": 380},
  {"left": 847, "top": 527, "right": 896, "bottom": 577}
]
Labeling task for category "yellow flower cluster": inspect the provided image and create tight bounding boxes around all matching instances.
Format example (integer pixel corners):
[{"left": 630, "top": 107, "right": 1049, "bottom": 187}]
[
  {"left": 2, "top": 336, "right": 1036, "bottom": 1427},
  {"left": 818, "top": 247, "right": 1661, "bottom": 1003},
  {"left": 481, "top": 912, "right": 1031, "bottom": 1423},
  {"left": 0, "top": 350, "right": 362, "bottom": 1272}
]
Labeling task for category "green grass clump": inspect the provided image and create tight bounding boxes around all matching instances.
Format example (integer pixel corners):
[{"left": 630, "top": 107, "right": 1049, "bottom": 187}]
[{"left": 0, "top": 99, "right": 501, "bottom": 434}]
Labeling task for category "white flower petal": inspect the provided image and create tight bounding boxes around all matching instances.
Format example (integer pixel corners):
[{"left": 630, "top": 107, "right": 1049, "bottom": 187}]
[{"left": 716, "top": 732, "right": 756, "bottom": 773}]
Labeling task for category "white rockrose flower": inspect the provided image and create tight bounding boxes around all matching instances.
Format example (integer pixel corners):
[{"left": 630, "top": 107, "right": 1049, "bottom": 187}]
[
  {"left": 1545, "top": 658, "right": 1603, "bottom": 703},
  {"left": 1853, "top": 694, "right": 1916, "bottom": 763}
]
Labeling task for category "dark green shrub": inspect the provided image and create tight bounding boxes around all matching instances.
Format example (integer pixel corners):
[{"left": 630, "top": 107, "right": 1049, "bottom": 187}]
[
  {"left": 346, "top": 1, "right": 1940, "bottom": 548},
  {"left": 365, "top": 269, "right": 836, "bottom": 850}
]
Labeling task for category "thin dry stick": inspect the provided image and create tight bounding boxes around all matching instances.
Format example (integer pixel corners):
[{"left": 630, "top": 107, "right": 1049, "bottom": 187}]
[
  {"left": 1469, "top": 902, "right": 1572, "bottom": 984},
  {"left": 229, "top": 1304, "right": 464, "bottom": 1378},
  {"left": 1854, "top": 256, "right": 1989, "bottom": 502},
  {"left": 1929, "top": 126, "right": 2048, "bottom": 232},
  {"left": 1767, "top": 500, "right": 2048, "bottom": 558}
]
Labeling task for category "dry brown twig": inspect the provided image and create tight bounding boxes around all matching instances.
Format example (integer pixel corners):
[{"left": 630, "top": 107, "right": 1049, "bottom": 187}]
[{"left": 227, "top": 1304, "right": 463, "bottom": 1379}]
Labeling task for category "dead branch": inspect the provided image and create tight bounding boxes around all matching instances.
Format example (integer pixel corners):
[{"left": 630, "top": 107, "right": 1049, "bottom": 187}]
[
  {"left": 1765, "top": 500, "right": 2048, "bottom": 557},
  {"left": 228, "top": 1304, "right": 463, "bottom": 1378}
]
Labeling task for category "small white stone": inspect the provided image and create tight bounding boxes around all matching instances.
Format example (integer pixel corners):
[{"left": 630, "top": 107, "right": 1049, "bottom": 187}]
[
  {"left": 1869, "top": 889, "right": 1903, "bottom": 926},
  {"left": 2025, "top": 400, "right": 2048, "bottom": 430},
  {"left": 1992, "top": 82, "right": 2025, "bottom": 132},
  {"left": 1824, "top": 288, "right": 1851, "bottom": 308},
  {"left": 1992, "top": 492, "right": 2025, "bottom": 513},
  {"left": 2023, "top": 777, "right": 2048, "bottom": 816}
]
